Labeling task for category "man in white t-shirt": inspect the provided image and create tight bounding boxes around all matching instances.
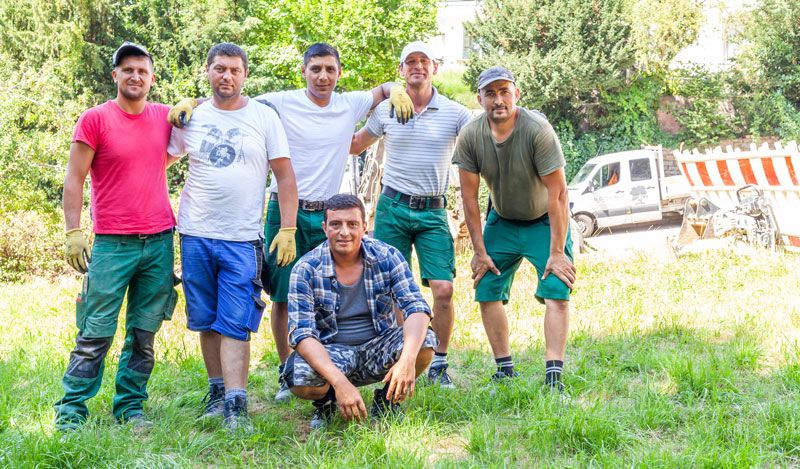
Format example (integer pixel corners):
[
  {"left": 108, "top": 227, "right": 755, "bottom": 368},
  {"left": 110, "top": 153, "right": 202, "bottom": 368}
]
[
  {"left": 168, "top": 43, "right": 298, "bottom": 433},
  {"left": 169, "top": 42, "right": 414, "bottom": 403}
]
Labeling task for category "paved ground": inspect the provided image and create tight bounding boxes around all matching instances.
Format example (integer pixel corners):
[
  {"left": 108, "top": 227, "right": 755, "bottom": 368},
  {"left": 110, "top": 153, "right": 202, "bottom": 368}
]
[{"left": 583, "top": 218, "right": 682, "bottom": 259}]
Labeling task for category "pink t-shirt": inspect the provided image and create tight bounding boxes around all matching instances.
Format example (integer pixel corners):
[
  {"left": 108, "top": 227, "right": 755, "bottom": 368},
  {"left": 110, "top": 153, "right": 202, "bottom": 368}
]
[{"left": 72, "top": 100, "right": 176, "bottom": 234}]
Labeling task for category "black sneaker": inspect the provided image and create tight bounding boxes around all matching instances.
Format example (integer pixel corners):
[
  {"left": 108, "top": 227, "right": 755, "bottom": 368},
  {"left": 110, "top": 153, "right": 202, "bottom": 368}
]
[
  {"left": 223, "top": 395, "right": 252, "bottom": 434},
  {"left": 310, "top": 398, "right": 336, "bottom": 430},
  {"left": 427, "top": 364, "right": 455, "bottom": 389},
  {"left": 369, "top": 388, "right": 402, "bottom": 420},
  {"left": 546, "top": 378, "right": 566, "bottom": 394},
  {"left": 491, "top": 368, "right": 519, "bottom": 382},
  {"left": 201, "top": 383, "right": 225, "bottom": 418}
]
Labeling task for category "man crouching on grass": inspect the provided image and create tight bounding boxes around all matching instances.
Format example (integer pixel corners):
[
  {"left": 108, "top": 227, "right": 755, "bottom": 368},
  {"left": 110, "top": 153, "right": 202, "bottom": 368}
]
[{"left": 284, "top": 194, "right": 437, "bottom": 429}]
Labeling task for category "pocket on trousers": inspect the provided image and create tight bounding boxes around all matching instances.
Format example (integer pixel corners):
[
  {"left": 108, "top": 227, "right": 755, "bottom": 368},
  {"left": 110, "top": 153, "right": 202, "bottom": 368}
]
[
  {"left": 75, "top": 275, "right": 89, "bottom": 331},
  {"left": 247, "top": 293, "right": 267, "bottom": 332},
  {"left": 163, "top": 287, "right": 178, "bottom": 321}
]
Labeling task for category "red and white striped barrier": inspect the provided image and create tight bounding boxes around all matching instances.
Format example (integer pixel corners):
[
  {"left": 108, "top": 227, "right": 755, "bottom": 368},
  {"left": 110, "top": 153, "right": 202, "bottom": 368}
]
[{"left": 674, "top": 141, "right": 800, "bottom": 249}]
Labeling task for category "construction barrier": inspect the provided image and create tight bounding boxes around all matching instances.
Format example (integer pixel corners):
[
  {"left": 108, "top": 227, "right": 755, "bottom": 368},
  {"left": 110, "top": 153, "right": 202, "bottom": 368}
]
[{"left": 674, "top": 141, "right": 800, "bottom": 249}]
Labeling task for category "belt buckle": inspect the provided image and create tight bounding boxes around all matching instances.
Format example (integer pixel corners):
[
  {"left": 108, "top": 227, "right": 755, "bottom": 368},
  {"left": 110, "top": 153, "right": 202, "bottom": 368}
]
[
  {"left": 302, "top": 200, "right": 324, "bottom": 211},
  {"left": 409, "top": 196, "right": 426, "bottom": 210}
]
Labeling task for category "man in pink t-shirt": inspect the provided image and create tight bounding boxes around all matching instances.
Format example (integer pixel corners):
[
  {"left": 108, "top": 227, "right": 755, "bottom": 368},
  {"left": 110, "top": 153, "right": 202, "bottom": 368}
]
[{"left": 55, "top": 42, "right": 178, "bottom": 432}]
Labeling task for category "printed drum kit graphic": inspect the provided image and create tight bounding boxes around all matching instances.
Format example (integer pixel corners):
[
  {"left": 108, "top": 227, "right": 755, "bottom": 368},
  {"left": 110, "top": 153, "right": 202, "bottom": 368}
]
[{"left": 674, "top": 141, "right": 800, "bottom": 250}]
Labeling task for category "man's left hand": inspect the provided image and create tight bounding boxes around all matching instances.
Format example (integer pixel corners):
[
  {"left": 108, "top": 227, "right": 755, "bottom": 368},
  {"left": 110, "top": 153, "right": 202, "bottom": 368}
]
[
  {"left": 269, "top": 227, "right": 297, "bottom": 267},
  {"left": 383, "top": 357, "right": 416, "bottom": 403},
  {"left": 542, "top": 252, "right": 576, "bottom": 289},
  {"left": 388, "top": 85, "right": 413, "bottom": 125},
  {"left": 167, "top": 98, "right": 197, "bottom": 128}
]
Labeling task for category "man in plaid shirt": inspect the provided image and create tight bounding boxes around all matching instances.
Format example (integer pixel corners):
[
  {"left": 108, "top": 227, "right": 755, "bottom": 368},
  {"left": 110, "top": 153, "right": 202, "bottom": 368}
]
[{"left": 283, "top": 194, "right": 437, "bottom": 428}]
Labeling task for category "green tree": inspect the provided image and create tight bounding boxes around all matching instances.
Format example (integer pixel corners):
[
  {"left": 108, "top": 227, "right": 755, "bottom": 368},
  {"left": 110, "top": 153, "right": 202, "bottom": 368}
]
[
  {"left": 464, "top": 0, "right": 636, "bottom": 123},
  {"left": 738, "top": 0, "right": 800, "bottom": 108}
]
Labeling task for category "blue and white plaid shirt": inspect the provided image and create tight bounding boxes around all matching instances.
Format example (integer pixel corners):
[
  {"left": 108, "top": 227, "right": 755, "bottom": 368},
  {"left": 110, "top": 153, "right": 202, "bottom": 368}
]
[{"left": 288, "top": 236, "right": 432, "bottom": 347}]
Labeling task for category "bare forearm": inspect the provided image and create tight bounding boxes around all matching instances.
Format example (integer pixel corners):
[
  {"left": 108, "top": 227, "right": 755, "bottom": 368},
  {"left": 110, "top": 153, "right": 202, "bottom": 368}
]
[
  {"left": 63, "top": 177, "right": 84, "bottom": 230},
  {"left": 547, "top": 191, "right": 569, "bottom": 254},
  {"left": 296, "top": 338, "right": 349, "bottom": 387},
  {"left": 350, "top": 130, "right": 379, "bottom": 156},
  {"left": 463, "top": 195, "right": 487, "bottom": 255},
  {"left": 398, "top": 313, "right": 430, "bottom": 364},
  {"left": 273, "top": 162, "right": 298, "bottom": 229}
]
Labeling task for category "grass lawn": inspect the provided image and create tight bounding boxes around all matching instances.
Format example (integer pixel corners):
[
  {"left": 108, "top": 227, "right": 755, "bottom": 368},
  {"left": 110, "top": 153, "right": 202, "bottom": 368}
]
[{"left": 1, "top": 247, "right": 799, "bottom": 467}]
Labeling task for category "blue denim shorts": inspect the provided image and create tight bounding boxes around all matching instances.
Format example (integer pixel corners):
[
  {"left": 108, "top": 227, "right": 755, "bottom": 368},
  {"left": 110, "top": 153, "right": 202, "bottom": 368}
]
[{"left": 180, "top": 235, "right": 266, "bottom": 341}]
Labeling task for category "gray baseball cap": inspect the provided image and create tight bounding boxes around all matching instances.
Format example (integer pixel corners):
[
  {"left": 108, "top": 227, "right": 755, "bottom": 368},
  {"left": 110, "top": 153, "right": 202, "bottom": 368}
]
[
  {"left": 112, "top": 41, "right": 151, "bottom": 67},
  {"left": 477, "top": 66, "right": 516, "bottom": 90}
]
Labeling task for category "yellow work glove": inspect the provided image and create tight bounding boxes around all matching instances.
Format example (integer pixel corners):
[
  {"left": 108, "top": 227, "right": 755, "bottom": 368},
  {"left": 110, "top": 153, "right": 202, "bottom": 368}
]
[
  {"left": 65, "top": 228, "right": 91, "bottom": 274},
  {"left": 388, "top": 85, "right": 413, "bottom": 125},
  {"left": 167, "top": 98, "right": 198, "bottom": 128},
  {"left": 269, "top": 227, "right": 297, "bottom": 267}
]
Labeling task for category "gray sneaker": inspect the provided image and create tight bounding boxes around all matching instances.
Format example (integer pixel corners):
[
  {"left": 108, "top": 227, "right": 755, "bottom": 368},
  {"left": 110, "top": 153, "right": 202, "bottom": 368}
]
[
  {"left": 310, "top": 398, "right": 336, "bottom": 430},
  {"left": 275, "top": 381, "right": 292, "bottom": 403},
  {"left": 275, "top": 365, "right": 293, "bottom": 403},
  {"left": 427, "top": 364, "right": 455, "bottom": 389},
  {"left": 223, "top": 395, "right": 253, "bottom": 435},
  {"left": 201, "top": 383, "right": 225, "bottom": 418},
  {"left": 123, "top": 413, "right": 153, "bottom": 433}
]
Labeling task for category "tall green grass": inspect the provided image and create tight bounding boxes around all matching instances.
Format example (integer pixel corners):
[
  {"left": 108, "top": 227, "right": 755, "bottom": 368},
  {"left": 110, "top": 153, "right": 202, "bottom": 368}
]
[{"left": 1, "top": 248, "right": 799, "bottom": 466}]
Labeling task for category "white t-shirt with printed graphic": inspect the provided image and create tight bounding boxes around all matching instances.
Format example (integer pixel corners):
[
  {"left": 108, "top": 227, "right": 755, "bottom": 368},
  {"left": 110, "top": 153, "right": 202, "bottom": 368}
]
[
  {"left": 168, "top": 99, "right": 290, "bottom": 241},
  {"left": 256, "top": 89, "right": 372, "bottom": 201}
]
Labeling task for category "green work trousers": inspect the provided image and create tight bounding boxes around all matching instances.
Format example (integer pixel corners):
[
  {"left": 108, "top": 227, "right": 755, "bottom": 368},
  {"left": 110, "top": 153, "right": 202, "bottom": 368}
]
[{"left": 54, "top": 232, "right": 177, "bottom": 429}]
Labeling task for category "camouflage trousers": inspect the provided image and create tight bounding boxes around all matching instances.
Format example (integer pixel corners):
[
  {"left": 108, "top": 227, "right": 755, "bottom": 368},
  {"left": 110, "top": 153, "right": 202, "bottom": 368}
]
[{"left": 283, "top": 327, "right": 438, "bottom": 388}]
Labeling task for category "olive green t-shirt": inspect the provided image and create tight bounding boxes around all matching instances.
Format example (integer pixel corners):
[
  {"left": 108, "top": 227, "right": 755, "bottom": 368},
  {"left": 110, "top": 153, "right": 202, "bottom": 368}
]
[{"left": 452, "top": 107, "right": 564, "bottom": 220}]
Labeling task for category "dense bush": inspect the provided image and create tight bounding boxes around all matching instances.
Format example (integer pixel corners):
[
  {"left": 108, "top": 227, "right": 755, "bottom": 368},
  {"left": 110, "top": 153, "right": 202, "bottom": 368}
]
[
  {"left": 0, "top": 211, "right": 69, "bottom": 282},
  {"left": 0, "top": 0, "right": 439, "bottom": 282}
]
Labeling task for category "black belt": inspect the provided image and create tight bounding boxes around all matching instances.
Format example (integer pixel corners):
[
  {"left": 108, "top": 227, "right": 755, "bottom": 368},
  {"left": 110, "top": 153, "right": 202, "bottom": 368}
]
[
  {"left": 492, "top": 209, "right": 549, "bottom": 225},
  {"left": 269, "top": 192, "right": 325, "bottom": 212},
  {"left": 382, "top": 186, "right": 446, "bottom": 210},
  {"left": 97, "top": 228, "right": 174, "bottom": 240}
]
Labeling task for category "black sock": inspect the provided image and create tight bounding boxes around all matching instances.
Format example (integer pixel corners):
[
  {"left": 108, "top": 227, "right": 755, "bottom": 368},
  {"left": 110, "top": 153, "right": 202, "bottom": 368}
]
[
  {"left": 545, "top": 360, "right": 564, "bottom": 385},
  {"left": 431, "top": 351, "right": 448, "bottom": 368},
  {"left": 495, "top": 355, "right": 514, "bottom": 374},
  {"left": 314, "top": 386, "right": 336, "bottom": 407}
]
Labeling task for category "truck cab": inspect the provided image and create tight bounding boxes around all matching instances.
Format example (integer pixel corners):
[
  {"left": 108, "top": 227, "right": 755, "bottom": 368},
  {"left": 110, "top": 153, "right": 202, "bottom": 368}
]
[{"left": 568, "top": 147, "right": 688, "bottom": 237}]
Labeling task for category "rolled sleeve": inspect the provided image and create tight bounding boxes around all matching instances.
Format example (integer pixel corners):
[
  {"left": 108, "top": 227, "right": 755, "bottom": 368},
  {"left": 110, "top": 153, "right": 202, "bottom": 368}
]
[{"left": 288, "top": 262, "right": 320, "bottom": 348}]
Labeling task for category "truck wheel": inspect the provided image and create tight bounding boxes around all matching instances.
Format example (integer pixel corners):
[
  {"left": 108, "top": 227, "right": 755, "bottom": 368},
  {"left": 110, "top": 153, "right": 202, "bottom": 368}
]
[{"left": 574, "top": 213, "right": 595, "bottom": 238}]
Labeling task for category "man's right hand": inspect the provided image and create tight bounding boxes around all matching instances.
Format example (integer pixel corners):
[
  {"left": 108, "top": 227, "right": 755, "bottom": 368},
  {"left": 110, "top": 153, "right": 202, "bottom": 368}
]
[
  {"left": 470, "top": 252, "right": 500, "bottom": 289},
  {"left": 333, "top": 381, "right": 367, "bottom": 421},
  {"left": 65, "top": 228, "right": 91, "bottom": 274},
  {"left": 167, "top": 98, "right": 198, "bottom": 128}
]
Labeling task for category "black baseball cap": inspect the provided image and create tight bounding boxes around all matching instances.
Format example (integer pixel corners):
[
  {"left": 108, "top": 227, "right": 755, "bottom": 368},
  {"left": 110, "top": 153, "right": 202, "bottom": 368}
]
[
  {"left": 477, "top": 66, "right": 516, "bottom": 90},
  {"left": 112, "top": 41, "right": 151, "bottom": 67}
]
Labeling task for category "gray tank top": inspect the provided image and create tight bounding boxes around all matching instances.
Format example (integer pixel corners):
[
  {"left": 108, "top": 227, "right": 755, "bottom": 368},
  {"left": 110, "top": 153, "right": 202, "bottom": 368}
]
[{"left": 332, "top": 272, "right": 378, "bottom": 345}]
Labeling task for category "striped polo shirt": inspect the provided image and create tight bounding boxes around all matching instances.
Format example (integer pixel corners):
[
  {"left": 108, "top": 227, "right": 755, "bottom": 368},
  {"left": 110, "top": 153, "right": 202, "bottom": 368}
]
[{"left": 365, "top": 87, "right": 472, "bottom": 196}]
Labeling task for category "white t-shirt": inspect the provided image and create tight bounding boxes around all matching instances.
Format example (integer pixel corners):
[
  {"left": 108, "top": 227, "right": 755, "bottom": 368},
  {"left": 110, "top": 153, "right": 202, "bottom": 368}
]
[
  {"left": 256, "top": 89, "right": 372, "bottom": 201},
  {"left": 168, "top": 99, "right": 290, "bottom": 241}
]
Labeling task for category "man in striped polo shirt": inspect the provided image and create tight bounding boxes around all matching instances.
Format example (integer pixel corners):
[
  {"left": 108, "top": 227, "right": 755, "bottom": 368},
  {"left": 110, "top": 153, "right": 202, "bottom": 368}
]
[{"left": 350, "top": 41, "right": 472, "bottom": 388}]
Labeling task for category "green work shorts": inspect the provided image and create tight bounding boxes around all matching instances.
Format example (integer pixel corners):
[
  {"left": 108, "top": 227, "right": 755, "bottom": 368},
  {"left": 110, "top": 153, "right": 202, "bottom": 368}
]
[
  {"left": 475, "top": 210, "right": 573, "bottom": 304},
  {"left": 76, "top": 231, "right": 177, "bottom": 338},
  {"left": 373, "top": 193, "right": 455, "bottom": 287},
  {"left": 264, "top": 199, "right": 327, "bottom": 302}
]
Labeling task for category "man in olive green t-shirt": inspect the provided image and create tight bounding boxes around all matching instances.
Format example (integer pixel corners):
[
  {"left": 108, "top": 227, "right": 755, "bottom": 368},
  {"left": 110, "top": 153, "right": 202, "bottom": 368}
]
[{"left": 452, "top": 66, "right": 576, "bottom": 391}]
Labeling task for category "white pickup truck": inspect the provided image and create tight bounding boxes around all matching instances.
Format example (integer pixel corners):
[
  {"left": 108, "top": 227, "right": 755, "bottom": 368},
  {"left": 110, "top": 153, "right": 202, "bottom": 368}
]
[{"left": 568, "top": 146, "right": 690, "bottom": 237}]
